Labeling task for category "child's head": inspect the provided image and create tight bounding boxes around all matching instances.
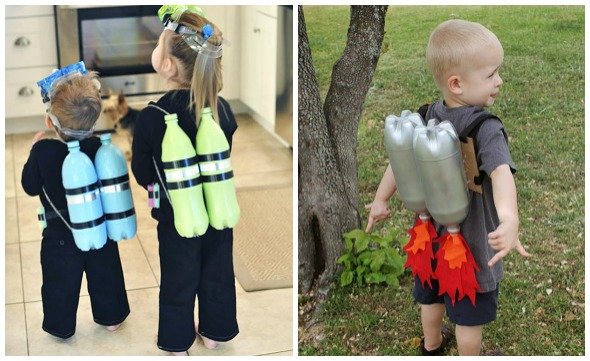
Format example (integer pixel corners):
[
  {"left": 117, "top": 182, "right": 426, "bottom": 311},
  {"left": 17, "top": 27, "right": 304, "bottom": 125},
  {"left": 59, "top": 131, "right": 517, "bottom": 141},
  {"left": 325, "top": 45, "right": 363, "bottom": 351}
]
[
  {"left": 153, "top": 5, "right": 224, "bottom": 124},
  {"left": 46, "top": 72, "right": 102, "bottom": 141},
  {"left": 426, "top": 19, "right": 504, "bottom": 107}
]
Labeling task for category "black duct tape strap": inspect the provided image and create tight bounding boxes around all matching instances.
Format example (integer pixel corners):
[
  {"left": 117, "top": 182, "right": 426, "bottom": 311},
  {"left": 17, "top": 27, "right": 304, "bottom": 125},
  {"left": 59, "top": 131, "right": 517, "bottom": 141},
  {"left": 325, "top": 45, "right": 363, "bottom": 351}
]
[
  {"left": 105, "top": 208, "right": 136, "bottom": 221},
  {"left": 100, "top": 174, "right": 130, "bottom": 186},
  {"left": 65, "top": 182, "right": 100, "bottom": 196},
  {"left": 163, "top": 156, "right": 199, "bottom": 170},
  {"left": 70, "top": 215, "right": 105, "bottom": 230},
  {"left": 45, "top": 209, "right": 69, "bottom": 221},
  {"left": 197, "top": 150, "right": 230, "bottom": 162},
  {"left": 166, "top": 175, "right": 203, "bottom": 190},
  {"left": 201, "top": 170, "right": 234, "bottom": 183}
]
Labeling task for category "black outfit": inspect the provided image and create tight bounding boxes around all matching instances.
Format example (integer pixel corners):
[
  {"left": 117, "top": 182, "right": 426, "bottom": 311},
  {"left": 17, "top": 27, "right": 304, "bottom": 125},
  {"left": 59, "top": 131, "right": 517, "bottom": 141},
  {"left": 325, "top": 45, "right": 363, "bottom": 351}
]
[
  {"left": 21, "top": 137, "right": 130, "bottom": 339},
  {"left": 131, "top": 90, "right": 239, "bottom": 352}
]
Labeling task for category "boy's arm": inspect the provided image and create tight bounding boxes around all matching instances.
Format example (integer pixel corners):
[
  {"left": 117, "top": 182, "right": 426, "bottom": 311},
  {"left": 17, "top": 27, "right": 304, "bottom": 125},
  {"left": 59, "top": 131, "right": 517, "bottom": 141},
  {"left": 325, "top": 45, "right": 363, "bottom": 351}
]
[
  {"left": 365, "top": 164, "right": 397, "bottom": 232},
  {"left": 487, "top": 164, "right": 530, "bottom": 266}
]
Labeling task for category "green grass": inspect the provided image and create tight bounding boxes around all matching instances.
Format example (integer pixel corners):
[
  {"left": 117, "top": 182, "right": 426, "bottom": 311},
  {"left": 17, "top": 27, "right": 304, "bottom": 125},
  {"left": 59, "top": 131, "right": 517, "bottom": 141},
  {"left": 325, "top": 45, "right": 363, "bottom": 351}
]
[{"left": 299, "top": 5, "right": 584, "bottom": 356}]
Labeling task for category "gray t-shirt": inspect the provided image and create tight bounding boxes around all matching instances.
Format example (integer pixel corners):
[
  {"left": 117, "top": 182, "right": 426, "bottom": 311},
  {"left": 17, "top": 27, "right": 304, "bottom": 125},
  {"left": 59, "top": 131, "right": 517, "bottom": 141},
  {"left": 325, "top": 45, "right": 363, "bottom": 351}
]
[{"left": 424, "top": 99, "right": 517, "bottom": 292}]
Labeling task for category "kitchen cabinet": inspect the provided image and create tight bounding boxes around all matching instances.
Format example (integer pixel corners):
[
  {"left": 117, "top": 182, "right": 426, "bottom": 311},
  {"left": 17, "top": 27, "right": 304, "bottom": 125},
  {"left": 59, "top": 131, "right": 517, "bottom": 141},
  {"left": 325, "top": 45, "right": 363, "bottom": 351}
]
[
  {"left": 5, "top": 6, "right": 57, "bottom": 133},
  {"left": 240, "top": 6, "right": 278, "bottom": 132}
]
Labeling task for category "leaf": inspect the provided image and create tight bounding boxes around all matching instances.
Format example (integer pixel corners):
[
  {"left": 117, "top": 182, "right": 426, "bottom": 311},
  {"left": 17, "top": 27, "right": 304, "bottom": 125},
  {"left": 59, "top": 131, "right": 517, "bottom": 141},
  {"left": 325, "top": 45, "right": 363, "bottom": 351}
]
[
  {"left": 358, "top": 251, "right": 374, "bottom": 266},
  {"left": 355, "top": 237, "right": 370, "bottom": 253},
  {"left": 356, "top": 265, "right": 367, "bottom": 277},
  {"left": 336, "top": 253, "right": 351, "bottom": 264},
  {"left": 365, "top": 272, "right": 385, "bottom": 284},
  {"left": 384, "top": 273, "right": 400, "bottom": 287},
  {"left": 344, "top": 237, "right": 353, "bottom": 252},
  {"left": 370, "top": 250, "right": 385, "bottom": 272},
  {"left": 340, "top": 270, "right": 353, "bottom": 287}
]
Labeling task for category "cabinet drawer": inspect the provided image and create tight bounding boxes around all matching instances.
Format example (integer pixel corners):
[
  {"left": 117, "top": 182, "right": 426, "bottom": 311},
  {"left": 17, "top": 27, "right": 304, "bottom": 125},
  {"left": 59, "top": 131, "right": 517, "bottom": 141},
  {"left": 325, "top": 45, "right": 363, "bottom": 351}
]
[
  {"left": 6, "top": 67, "right": 55, "bottom": 118},
  {"left": 5, "top": 5, "right": 54, "bottom": 18},
  {"left": 5, "top": 16, "right": 57, "bottom": 69}
]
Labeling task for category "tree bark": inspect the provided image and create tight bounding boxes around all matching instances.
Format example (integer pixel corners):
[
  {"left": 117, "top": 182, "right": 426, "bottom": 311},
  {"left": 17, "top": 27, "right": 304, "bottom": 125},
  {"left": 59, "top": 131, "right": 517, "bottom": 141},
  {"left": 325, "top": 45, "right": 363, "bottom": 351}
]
[{"left": 298, "top": 5, "right": 388, "bottom": 295}]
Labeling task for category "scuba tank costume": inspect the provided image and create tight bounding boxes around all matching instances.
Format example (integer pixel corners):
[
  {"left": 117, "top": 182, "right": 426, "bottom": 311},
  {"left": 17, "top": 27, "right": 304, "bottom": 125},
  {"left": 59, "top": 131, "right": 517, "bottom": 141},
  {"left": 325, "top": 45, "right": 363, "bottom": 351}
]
[
  {"left": 150, "top": 5, "right": 239, "bottom": 238},
  {"left": 21, "top": 61, "right": 130, "bottom": 338},
  {"left": 36, "top": 61, "right": 136, "bottom": 251},
  {"left": 385, "top": 104, "right": 515, "bottom": 307},
  {"left": 130, "top": 5, "right": 239, "bottom": 352}
]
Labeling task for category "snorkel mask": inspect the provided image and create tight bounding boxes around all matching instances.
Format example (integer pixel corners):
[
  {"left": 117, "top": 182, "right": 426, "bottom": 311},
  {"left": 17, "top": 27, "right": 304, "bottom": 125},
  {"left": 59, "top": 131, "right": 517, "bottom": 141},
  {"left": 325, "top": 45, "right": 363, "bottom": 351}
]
[
  {"left": 37, "top": 61, "right": 99, "bottom": 140},
  {"left": 158, "top": 5, "right": 223, "bottom": 59}
]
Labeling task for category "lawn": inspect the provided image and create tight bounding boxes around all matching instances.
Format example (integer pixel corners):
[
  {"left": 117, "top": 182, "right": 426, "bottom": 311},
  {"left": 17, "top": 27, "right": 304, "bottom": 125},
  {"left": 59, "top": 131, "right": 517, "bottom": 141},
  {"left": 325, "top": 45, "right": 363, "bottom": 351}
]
[{"left": 298, "top": 5, "right": 584, "bottom": 356}]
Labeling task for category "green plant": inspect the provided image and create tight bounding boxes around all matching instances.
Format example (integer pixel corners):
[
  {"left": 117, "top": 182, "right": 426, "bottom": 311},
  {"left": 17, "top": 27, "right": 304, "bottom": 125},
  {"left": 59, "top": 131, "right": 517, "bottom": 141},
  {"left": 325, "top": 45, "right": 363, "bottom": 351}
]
[{"left": 337, "top": 228, "right": 406, "bottom": 287}]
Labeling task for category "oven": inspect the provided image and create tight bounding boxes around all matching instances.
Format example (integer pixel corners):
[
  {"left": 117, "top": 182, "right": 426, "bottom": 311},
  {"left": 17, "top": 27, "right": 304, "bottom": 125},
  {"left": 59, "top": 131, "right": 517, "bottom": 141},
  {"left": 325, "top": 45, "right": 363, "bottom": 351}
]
[{"left": 55, "top": 5, "right": 166, "bottom": 129}]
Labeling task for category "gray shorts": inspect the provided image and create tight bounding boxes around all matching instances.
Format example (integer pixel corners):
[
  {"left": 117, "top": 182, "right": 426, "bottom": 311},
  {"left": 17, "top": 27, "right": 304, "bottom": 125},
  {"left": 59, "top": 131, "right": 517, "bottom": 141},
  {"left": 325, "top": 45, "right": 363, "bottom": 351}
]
[{"left": 413, "top": 277, "right": 499, "bottom": 326}]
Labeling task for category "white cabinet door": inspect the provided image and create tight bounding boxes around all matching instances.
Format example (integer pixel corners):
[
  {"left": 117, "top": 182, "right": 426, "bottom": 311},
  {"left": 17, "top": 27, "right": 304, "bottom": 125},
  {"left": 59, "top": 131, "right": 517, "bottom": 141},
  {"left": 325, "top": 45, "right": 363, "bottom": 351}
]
[
  {"left": 5, "top": 67, "right": 55, "bottom": 118},
  {"left": 240, "top": 7, "right": 277, "bottom": 128},
  {"left": 5, "top": 17, "right": 57, "bottom": 69}
]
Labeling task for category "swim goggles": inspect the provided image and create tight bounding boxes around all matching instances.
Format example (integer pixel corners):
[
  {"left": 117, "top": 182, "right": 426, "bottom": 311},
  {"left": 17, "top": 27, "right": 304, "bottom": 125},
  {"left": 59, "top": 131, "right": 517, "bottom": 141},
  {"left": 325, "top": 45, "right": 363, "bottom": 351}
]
[
  {"left": 158, "top": 5, "right": 223, "bottom": 59},
  {"left": 37, "top": 61, "right": 98, "bottom": 139}
]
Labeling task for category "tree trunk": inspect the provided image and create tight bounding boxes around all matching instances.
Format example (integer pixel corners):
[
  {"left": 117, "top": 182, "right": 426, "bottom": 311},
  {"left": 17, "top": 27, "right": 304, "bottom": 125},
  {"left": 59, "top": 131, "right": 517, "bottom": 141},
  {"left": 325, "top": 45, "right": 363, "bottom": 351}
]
[{"left": 298, "top": 5, "right": 388, "bottom": 295}]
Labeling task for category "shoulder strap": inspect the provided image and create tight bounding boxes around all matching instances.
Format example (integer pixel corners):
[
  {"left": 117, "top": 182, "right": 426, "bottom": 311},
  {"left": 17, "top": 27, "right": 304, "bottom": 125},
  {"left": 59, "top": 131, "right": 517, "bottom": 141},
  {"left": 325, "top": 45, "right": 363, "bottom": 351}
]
[
  {"left": 417, "top": 103, "right": 430, "bottom": 121},
  {"left": 146, "top": 102, "right": 173, "bottom": 202},
  {"left": 147, "top": 102, "right": 170, "bottom": 115}
]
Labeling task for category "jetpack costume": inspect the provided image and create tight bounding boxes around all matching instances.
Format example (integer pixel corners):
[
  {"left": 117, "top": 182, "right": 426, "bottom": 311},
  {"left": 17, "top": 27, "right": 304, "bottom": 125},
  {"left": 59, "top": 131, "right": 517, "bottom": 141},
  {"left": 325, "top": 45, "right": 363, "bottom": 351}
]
[
  {"left": 384, "top": 110, "right": 481, "bottom": 306},
  {"left": 36, "top": 61, "right": 136, "bottom": 251}
]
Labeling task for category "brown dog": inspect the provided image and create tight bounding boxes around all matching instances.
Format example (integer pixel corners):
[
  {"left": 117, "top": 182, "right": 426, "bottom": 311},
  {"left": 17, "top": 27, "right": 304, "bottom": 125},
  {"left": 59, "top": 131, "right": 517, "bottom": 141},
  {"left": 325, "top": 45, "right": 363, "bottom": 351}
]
[{"left": 103, "top": 89, "right": 139, "bottom": 160}]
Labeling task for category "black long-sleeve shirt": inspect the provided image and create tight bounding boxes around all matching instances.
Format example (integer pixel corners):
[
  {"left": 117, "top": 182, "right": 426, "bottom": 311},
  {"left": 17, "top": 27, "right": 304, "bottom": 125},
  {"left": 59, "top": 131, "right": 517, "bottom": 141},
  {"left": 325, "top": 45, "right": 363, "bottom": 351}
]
[
  {"left": 22, "top": 136, "right": 102, "bottom": 239},
  {"left": 131, "top": 90, "right": 238, "bottom": 226}
]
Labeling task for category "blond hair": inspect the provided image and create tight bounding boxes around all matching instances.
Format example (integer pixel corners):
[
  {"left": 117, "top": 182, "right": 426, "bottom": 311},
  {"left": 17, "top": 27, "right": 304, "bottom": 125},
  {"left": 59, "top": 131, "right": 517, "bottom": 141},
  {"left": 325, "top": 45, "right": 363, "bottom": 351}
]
[
  {"left": 161, "top": 11, "right": 223, "bottom": 126},
  {"left": 48, "top": 72, "right": 102, "bottom": 141},
  {"left": 426, "top": 19, "right": 501, "bottom": 89}
]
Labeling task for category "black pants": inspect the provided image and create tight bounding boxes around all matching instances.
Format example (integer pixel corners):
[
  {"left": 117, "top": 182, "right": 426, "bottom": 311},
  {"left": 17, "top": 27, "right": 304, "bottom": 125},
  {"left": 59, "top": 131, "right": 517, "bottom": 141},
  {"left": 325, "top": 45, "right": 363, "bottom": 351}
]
[
  {"left": 40, "top": 236, "right": 130, "bottom": 339},
  {"left": 156, "top": 222, "right": 239, "bottom": 352}
]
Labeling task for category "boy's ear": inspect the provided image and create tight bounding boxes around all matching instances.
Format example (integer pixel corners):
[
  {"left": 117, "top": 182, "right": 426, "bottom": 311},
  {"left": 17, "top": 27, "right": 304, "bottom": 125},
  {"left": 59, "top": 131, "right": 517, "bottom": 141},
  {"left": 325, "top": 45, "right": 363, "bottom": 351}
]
[
  {"left": 447, "top": 75, "right": 462, "bottom": 95},
  {"left": 45, "top": 113, "right": 53, "bottom": 129}
]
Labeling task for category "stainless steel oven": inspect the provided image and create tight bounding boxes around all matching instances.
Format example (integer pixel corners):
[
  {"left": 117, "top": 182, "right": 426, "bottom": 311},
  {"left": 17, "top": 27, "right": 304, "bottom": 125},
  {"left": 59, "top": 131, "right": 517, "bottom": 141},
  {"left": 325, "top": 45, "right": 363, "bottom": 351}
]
[{"left": 55, "top": 5, "right": 166, "bottom": 99}]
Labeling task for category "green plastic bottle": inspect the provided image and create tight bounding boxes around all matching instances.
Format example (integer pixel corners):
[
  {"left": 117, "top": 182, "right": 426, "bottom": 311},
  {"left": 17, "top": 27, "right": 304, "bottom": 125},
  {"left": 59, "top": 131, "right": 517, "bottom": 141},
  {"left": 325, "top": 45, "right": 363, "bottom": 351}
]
[
  {"left": 196, "top": 107, "right": 240, "bottom": 229},
  {"left": 161, "top": 113, "right": 209, "bottom": 237}
]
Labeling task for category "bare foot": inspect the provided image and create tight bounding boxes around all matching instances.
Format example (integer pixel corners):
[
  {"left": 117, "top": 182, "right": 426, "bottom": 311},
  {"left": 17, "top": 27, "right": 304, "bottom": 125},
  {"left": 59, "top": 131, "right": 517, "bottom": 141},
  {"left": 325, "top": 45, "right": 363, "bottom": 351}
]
[
  {"left": 106, "top": 323, "right": 122, "bottom": 331},
  {"left": 172, "top": 351, "right": 189, "bottom": 356},
  {"left": 195, "top": 322, "right": 218, "bottom": 349}
]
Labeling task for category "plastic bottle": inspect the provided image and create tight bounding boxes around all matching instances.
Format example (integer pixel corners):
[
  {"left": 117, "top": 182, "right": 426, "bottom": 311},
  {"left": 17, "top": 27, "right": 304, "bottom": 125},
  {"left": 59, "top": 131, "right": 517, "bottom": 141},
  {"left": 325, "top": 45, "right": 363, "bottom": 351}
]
[
  {"left": 95, "top": 133, "right": 137, "bottom": 241},
  {"left": 62, "top": 141, "right": 107, "bottom": 251},
  {"left": 162, "top": 113, "right": 209, "bottom": 237},
  {"left": 196, "top": 107, "right": 240, "bottom": 230},
  {"left": 383, "top": 110, "right": 427, "bottom": 213},
  {"left": 412, "top": 119, "right": 469, "bottom": 227}
]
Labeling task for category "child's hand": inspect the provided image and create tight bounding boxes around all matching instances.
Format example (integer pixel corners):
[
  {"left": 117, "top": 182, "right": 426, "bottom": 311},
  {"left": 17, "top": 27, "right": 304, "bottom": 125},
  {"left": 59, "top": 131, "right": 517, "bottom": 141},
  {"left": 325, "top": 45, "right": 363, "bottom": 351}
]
[
  {"left": 364, "top": 199, "right": 391, "bottom": 233},
  {"left": 487, "top": 220, "right": 530, "bottom": 267},
  {"left": 32, "top": 131, "right": 45, "bottom": 145}
]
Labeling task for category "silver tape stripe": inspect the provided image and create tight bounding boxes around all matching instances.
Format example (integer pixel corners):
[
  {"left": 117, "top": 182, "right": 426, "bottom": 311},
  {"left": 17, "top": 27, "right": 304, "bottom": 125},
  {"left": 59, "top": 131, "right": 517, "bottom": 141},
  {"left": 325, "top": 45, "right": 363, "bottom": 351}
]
[
  {"left": 66, "top": 190, "right": 100, "bottom": 205},
  {"left": 100, "top": 182, "right": 130, "bottom": 194},
  {"left": 164, "top": 164, "right": 201, "bottom": 181},
  {"left": 199, "top": 159, "right": 232, "bottom": 174}
]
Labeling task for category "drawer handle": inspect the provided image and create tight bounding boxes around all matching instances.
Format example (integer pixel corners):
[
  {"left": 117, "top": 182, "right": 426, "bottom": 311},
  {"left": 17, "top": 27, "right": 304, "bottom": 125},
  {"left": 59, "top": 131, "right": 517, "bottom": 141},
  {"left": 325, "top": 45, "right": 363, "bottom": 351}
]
[
  {"left": 14, "top": 37, "right": 31, "bottom": 47},
  {"left": 18, "top": 87, "right": 35, "bottom": 97},
  {"left": 253, "top": 28, "right": 261, "bottom": 33}
]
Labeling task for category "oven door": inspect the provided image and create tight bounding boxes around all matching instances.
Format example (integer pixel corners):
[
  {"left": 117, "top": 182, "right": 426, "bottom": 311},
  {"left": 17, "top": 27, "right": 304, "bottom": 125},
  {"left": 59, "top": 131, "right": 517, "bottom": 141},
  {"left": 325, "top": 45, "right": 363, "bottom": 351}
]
[{"left": 56, "top": 5, "right": 165, "bottom": 97}]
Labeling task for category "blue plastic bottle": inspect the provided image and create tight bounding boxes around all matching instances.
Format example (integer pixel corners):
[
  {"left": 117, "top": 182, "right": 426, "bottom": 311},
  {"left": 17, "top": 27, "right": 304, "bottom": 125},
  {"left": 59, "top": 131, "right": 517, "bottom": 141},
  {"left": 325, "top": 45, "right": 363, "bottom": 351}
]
[
  {"left": 62, "top": 141, "right": 107, "bottom": 251},
  {"left": 95, "top": 133, "right": 137, "bottom": 241}
]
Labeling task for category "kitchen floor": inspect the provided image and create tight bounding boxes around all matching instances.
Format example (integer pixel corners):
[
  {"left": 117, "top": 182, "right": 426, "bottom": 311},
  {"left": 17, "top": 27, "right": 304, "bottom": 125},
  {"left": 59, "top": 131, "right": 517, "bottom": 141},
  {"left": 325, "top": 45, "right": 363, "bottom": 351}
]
[{"left": 4, "top": 114, "right": 294, "bottom": 356}]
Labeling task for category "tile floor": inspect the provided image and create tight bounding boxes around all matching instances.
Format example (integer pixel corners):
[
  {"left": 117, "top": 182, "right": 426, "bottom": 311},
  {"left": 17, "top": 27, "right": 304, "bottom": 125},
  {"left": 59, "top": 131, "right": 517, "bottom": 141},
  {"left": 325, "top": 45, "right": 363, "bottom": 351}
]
[{"left": 4, "top": 114, "right": 294, "bottom": 356}]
